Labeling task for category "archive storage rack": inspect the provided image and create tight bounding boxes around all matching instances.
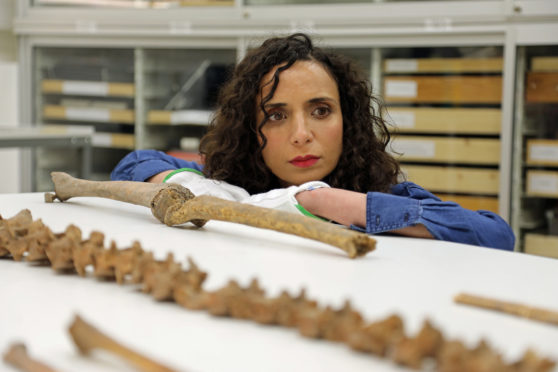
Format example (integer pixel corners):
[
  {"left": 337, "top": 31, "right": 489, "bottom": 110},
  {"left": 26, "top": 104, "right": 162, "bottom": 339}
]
[
  {"left": 511, "top": 22, "right": 558, "bottom": 257},
  {"left": 382, "top": 47, "right": 503, "bottom": 213},
  {"left": 14, "top": 0, "right": 558, "bottom": 255}
]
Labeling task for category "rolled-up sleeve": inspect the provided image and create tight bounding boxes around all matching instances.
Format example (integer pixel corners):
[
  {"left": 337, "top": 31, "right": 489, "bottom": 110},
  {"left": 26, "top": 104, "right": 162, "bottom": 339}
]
[
  {"left": 111, "top": 150, "right": 203, "bottom": 181},
  {"left": 351, "top": 182, "right": 515, "bottom": 251}
]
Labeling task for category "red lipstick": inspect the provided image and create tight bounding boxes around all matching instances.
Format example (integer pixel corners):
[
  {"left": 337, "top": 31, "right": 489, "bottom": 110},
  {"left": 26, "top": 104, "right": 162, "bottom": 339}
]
[{"left": 290, "top": 155, "right": 319, "bottom": 168}]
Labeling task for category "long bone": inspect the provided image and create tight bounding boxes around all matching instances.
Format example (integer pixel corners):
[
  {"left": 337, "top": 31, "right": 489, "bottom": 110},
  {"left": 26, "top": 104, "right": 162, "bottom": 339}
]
[
  {"left": 3, "top": 343, "right": 59, "bottom": 372},
  {"left": 68, "top": 315, "right": 179, "bottom": 372},
  {"left": 45, "top": 172, "right": 375, "bottom": 258}
]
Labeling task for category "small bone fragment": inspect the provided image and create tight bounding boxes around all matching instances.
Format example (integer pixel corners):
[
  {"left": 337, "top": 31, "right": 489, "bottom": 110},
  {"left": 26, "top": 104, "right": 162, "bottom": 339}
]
[
  {"left": 0, "top": 210, "right": 33, "bottom": 260},
  {"left": 512, "top": 349, "right": 556, "bottom": 372},
  {"left": 3, "top": 343, "right": 59, "bottom": 372},
  {"left": 68, "top": 315, "right": 179, "bottom": 372},
  {"left": 455, "top": 292, "right": 558, "bottom": 326},
  {"left": 322, "top": 300, "right": 364, "bottom": 342},
  {"left": 205, "top": 280, "right": 243, "bottom": 316},
  {"left": 44, "top": 225, "right": 81, "bottom": 271},
  {"left": 5, "top": 239, "right": 27, "bottom": 262},
  {"left": 73, "top": 231, "right": 105, "bottom": 277},
  {"left": 248, "top": 295, "right": 285, "bottom": 325},
  {"left": 437, "top": 340, "right": 511, "bottom": 372},
  {"left": 92, "top": 241, "right": 119, "bottom": 279},
  {"left": 347, "top": 314, "right": 405, "bottom": 356},
  {"left": 227, "top": 278, "right": 266, "bottom": 320},
  {"left": 173, "top": 285, "right": 210, "bottom": 311},
  {"left": 276, "top": 288, "right": 318, "bottom": 328},
  {"left": 113, "top": 241, "right": 144, "bottom": 284},
  {"left": 436, "top": 340, "right": 469, "bottom": 372},
  {"left": 173, "top": 257, "right": 209, "bottom": 310},
  {"left": 149, "top": 260, "right": 182, "bottom": 302},
  {"left": 297, "top": 305, "right": 331, "bottom": 339},
  {"left": 297, "top": 300, "right": 363, "bottom": 342},
  {"left": 25, "top": 220, "right": 55, "bottom": 262},
  {"left": 141, "top": 253, "right": 180, "bottom": 296},
  {"left": 466, "top": 342, "right": 508, "bottom": 372},
  {"left": 392, "top": 319, "right": 444, "bottom": 369},
  {"left": 131, "top": 251, "right": 155, "bottom": 284}
]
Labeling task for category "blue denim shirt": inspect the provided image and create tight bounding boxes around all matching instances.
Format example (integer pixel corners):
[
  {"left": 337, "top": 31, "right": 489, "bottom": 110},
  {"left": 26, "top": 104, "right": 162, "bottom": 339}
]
[{"left": 112, "top": 150, "right": 515, "bottom": 251}]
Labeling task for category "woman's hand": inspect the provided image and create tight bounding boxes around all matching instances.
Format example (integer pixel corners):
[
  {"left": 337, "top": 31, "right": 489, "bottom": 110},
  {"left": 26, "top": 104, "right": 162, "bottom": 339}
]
[{"left": 296, "top": 188, "right": 433, "bottom": 239}]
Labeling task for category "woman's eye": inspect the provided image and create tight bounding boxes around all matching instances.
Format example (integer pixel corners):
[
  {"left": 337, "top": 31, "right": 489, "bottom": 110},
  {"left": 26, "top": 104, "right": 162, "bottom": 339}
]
[
  {"left": 269, "top": 111, "right": 285, "bottom": 121},
  {"left": 313, "top": 106, "right": 330, "bottom": 118}
]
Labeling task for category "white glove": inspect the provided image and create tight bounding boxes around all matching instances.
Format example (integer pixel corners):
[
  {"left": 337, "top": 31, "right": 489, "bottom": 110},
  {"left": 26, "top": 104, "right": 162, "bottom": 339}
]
[
  {"left": 164, "top": 168, "right": 250, "bottom": 201},
  {"left": 243, "top": 181, "right": 330, "bottom": 217}
]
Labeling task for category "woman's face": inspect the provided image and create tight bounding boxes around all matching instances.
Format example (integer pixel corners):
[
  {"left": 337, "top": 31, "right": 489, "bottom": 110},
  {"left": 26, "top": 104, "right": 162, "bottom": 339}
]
[{"left": 256, "top": 60, "right": 343, "bottom": 187}]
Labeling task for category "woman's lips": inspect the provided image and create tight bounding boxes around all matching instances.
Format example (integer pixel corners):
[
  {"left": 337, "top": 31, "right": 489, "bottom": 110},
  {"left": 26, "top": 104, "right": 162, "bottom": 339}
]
[{"left": 290, "top": 155, "right": 319, "bottom": 168}]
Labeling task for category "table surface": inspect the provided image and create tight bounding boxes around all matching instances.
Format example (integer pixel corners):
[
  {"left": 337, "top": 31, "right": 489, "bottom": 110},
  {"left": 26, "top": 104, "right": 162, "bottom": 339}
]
[{"left": 1, "top": 193, "right": 557, "bottom": 372}]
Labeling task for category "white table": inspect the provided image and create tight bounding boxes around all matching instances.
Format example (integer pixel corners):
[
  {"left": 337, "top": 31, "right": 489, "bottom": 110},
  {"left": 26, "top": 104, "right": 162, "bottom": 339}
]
[{"left": 1, "top": 193, "right": 557, "bottom": 372}]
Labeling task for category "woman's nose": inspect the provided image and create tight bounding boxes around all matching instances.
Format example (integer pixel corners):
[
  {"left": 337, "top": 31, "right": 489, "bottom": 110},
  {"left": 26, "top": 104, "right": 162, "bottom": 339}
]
[{"left": 290, "top": 113, "right": 313, "bottom": 145}]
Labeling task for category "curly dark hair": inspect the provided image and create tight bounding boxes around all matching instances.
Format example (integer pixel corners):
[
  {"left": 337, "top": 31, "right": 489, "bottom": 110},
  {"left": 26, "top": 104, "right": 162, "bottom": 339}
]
[{"left": 199, "top": 33, "right": 400, "bottom": 194}]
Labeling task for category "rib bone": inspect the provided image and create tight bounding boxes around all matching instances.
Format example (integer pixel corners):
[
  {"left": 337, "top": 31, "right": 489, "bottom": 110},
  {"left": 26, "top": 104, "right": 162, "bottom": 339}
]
[
  {"left": 68, "top": 315, "right": 179, "bottom": 372},
  {"left": 3, "top": 343, "right": 59, "bottom": 372}
]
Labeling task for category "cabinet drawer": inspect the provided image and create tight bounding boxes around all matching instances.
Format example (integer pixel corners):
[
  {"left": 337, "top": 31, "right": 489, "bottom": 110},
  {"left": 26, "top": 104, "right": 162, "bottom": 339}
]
[
  {"left": 526, "top": 170, "right": 558, "bottom": 197},
  {"left": 43, "top": 105, "right": 135, "bottom": 124},
  {"left": 402, "top": 165, "right": 499, "bottom": 194},
  {"left": 92, "top": 133, "right": 135, "bottom": 150},
  {"left": 384, "top": 76, "right": 502, "bottom": 104},
  {"left": 148, "top": 110, "right": 212, "bottom": 125},
  {"left": 384, "top": 58, "right": 502, "bottom": 73},
  {"left": 526, "top": 139, "right": 558, "bottom": 166},
  {"left": 392, "top": 136, "right": 500, "bottom": 165},
  {"left": 387, "top": 107, "right": 501, "bottom": 134},
  {"left": 526, "top": 73, "right": 558, "bottom": 103},
  {"left": 531, "top": 57, "right": 558, "bottom": 72},
  {"left": 524, "top": 234, "right": 558, "bottom": 259},
  {"left": 42, "top": 79, "right": 135, "bottom": 97},
  {"left": 436, "top": 194, "right": 499, "bottom": 213}
]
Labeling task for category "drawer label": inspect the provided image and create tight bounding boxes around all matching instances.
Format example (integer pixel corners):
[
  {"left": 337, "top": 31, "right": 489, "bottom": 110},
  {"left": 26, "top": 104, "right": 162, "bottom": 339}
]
[
  {"left": 63, "top": 81, "right": 109, "bottom": 96},
  {"left": 385, "top": 80, "right": 418, "bottom": 98},
  {"left": 92, "top": 133, "right": 112, "bottom": 147},
  {"left": 528, "top": 173, "right": 558, "bottom": 194},
  {"left": 530, "top": 144, "right": 558, "bottom": 162},
  {"left": 66, "top": 107, "right": 110, "bottom": 122},
  {"left": 391, "top": 139, "right": 435, "bottom": 158},
  {"left": 170, "top": 110, "right": 212, "bottom": 125},
  {"left": 385, "top": 59, "right": 418, "bottom": 72},
  {"left": 389, "top": 111, "right": 416, "bottom": 128}
]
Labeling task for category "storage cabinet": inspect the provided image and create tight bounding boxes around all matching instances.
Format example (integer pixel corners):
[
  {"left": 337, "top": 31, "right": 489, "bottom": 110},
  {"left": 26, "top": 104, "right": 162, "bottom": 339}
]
[
  {"left": 34, "top": 47, "right": 135, "bottom": 187},
  {"left": 514, "top": 45, "right": 558, "bottom": 258},
  {"left": 31, "top": 46, "right": 235, "bottom": 188},
  {"left": 141, "top": 48, "right": 235, "bottom": 154},
  {"left": 381, "top": 47, "right": 503, "bottom": 214}
]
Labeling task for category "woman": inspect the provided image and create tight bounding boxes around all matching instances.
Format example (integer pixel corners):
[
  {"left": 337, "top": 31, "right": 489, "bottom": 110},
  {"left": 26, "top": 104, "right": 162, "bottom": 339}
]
[{"left": 112, "top": 33, "right": 514, "bottom": 251}]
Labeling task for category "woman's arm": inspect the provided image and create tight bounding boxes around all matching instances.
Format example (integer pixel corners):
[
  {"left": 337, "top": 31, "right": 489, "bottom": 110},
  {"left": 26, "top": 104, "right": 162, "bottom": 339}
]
[
  {"left": 111, "top": 150, "right": 202, "bottom": 181},
  {"left": 295, "top": 188, "right": 433, "bottom": 239},
  {"left": 296, "top": 183, "right": 515, "bottom": 250},
  {"left": 147, "top": 170, "right": 173, "bottom": 183}
]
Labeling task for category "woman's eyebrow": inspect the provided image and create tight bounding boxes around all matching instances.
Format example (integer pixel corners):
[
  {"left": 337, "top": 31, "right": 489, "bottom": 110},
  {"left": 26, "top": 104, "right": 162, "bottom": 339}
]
[
  {"left": 308, "top": 97, "right": 337, "bottom": 104},
  {"left": 263, "top": 102, "right": 287, "bottom": 109},
  {"left": 263, "top": 97, "right": 337, "bottom": 109}
]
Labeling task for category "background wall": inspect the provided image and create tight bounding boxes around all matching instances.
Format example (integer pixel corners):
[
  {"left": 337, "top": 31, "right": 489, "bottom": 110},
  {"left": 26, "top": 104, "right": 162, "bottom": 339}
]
[{"left": 0, "top": 0, "right": 20, "bottom": 193}]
